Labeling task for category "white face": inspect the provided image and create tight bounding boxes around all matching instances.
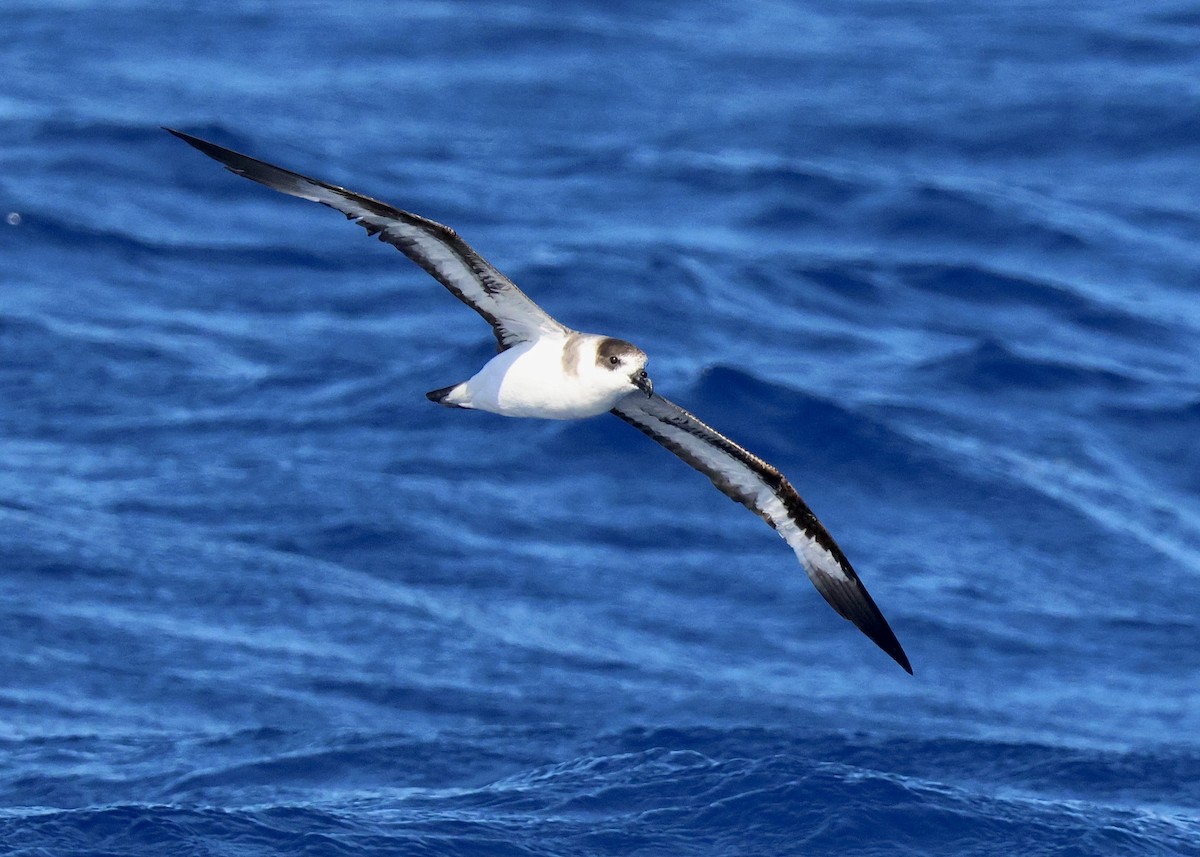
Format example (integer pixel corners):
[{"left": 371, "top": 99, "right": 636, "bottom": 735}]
[{"left": 590, "top": 336, "right": 653, "bottom": 399}]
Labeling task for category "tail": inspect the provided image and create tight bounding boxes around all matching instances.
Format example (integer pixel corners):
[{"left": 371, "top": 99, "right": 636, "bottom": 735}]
[{"left": 426, "top": 382, "right": 469, "bottom": 408}]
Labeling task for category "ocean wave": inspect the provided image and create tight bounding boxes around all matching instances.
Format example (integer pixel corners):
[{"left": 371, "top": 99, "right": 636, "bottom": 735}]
[
  {"left": 897, "top": 262, "right": 1170, "bottom": 340},
  {"left": 678, "top": 365, "right": 950, "bottom": 481},
  {"left": 916, "top": 338, "right": 1138, "bottom": 393},
  {"left": 14, "top": 212, "right": 362, "bottom": 273},
  {"left": 5, "top": 728, "right": 1198, "bottom": 856}
]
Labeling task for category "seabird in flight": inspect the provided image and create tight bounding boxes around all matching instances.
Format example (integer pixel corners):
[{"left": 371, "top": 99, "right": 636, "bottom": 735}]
[{"left": 166, "top": 128, "right": 912, "bottom": 674}]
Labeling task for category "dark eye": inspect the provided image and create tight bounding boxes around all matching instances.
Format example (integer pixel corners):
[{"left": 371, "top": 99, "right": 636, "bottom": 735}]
[{"left": 609, "top": 356, "right": 620, "bottom": 365}]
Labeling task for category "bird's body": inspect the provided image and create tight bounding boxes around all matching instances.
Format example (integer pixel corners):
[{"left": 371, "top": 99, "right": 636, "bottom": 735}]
[
  {"left": 167, "top": 128, "right": 913, "bottom": 674},
  {"left": 434, "top": 332, "right": 650, "bottom": 419}
]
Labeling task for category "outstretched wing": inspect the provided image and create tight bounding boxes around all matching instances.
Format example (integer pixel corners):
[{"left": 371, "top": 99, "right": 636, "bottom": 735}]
[
  {"left": 611, "top": 393, "right": 911, "bottom": 674},
  {"left": 166, "top": 129, "right": 568, "bottom": 350}
]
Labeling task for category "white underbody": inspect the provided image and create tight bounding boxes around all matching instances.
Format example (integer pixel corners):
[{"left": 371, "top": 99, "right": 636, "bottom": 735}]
[{"left": 441, "top": 336, "right": 636, "bottom": 419}]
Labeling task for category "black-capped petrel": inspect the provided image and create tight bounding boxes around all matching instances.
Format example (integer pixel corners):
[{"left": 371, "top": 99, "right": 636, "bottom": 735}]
[{"left": 166, "top": 128, "right": 912, "bottom": 674}]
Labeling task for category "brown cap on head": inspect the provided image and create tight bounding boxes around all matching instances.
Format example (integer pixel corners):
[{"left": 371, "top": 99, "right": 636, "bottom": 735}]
[{"left": 595, "top": 337, "right": 644, "bottom": 368}]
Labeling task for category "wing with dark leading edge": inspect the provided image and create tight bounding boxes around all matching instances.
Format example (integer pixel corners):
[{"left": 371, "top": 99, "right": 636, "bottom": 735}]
[
  {"left": 165, "top": 129, "right": 568, "bottom": 350},
  {"left": 611, "top": 393, "right": 912, "bottom": 674}
]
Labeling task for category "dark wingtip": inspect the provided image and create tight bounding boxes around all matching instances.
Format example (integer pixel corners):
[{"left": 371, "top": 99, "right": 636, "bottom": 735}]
[
  {"left": 163, "top": 127, "right": 242, "bottom": 168},
  {"left": 858, "top": 608, "right": 912, "bottom": 674},
  {"left": 861, "top": 600, "right": 913, "bottom": 675},
  {"left": 163, "top": 126, "right": 200, "bottom": 146},
  {"left": 812, "top": 570, "right": 913, "bottom": 674}
]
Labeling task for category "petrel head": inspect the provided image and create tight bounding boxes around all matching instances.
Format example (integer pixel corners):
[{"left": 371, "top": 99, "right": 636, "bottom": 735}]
[{"left": 595, "top": 337, "right": 653, "bottom": 398}]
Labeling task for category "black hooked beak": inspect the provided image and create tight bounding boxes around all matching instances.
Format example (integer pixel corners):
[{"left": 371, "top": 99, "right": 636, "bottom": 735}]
[{"left": 633, "top": 369, "right": 654, "bottom": 397}]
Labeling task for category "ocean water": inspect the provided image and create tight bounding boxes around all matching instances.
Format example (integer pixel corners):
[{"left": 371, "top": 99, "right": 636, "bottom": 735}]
[{"left": 2, "top": 1, "right": 1199, "bottom": 854}]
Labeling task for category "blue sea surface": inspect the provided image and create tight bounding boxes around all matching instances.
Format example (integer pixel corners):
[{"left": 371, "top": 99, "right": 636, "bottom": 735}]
[{"left": 3, "top": 2, "right": 1200, "bottom": 854}]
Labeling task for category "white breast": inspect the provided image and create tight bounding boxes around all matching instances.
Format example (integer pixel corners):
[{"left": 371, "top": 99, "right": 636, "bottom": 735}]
[{"left": 455, "top": 337, "right": 621, "bottom": 419}]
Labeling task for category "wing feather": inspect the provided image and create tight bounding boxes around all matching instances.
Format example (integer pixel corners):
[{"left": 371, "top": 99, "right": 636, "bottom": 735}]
[
  {"left": 166, "top": 129, "right": 567, "bottom": 350},
  {"left": 611, "top": 393, "right": 912, "bottom": 674}
]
